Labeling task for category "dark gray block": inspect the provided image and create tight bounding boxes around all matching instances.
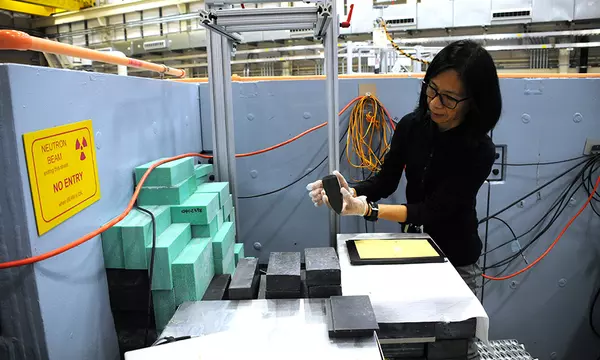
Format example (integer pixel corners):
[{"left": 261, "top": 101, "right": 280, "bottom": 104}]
[
  {"left": 308, "top": 285, "right": 342, "bottom": 298},
  {"left": 202, "top": 274, "right": 231, "bottom": 301},
  {"left": 265, "top": 290, "right": 302, "bottom": 299},
  {"left": 258, "top": 274, "right": 267, "bottom": 299},
  {"left": 426, "top": 340, "right": 468, "bottom": 360},
  {"left": 304, "top": 247, "right": 341, "bottom": 286},
  {"left": 327, "top": 295, "right": 379, "bottom": 338},
  {"left": 435, "top": 318, "right": 476, "bottom": 340},
  {"left": 266, "top": 252, "right": 301, "bottom": 291},
  {"left": 377, "top": 322, "right": 436, "bottom": 339},
  {"left": 228, "top": 258, "right": 259, "bottom": 300},
  {"left": 380, "top": 343, "right": 425, "bottom": 358}
]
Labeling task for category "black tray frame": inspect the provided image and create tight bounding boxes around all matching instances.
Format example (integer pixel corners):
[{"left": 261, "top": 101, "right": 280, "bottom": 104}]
[{"left": 346, "top": 237, "right": 446, "bottom": 265}]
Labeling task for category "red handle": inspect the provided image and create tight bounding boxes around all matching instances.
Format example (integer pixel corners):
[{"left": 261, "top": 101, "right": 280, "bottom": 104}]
[{"left": 340, "top": 3, "right": 354, "bottom": 28}]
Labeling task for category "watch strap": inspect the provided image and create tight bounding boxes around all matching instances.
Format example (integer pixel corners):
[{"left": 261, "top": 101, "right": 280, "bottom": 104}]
[{"left": 364, "top": 202, "right": 379, "bottom": 222}]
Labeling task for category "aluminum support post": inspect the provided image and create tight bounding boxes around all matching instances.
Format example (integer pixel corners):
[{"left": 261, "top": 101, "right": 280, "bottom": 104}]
[
  {"left": 413, "top": 46, "right": 423, "bottom": 72},
  {"left": 346, "top": 41, "right": 353, "bottom": 74},
  {"left": 206, "top": 27, "right": 240, "bottom": 238},
  {"left": 324, "top": 0, "right": 339, "bottom": 248}
]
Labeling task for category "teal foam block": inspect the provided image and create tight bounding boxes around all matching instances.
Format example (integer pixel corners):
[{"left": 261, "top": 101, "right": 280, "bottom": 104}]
[
  {"left": 230, "top": 208, "right": 236, "bottom": 226},
  {"left": 212, "top": 222, "right": 235, "bottom": 260},
  {"left": 122, "top": 206, "right": 171, "bottom": 270},
  {"left": 137, "top": 176, "right": 197, "bottom": 206},
  {"left": 234, "top": 243, "right": 245, "bottom": 265},
  {"left": 152, "top": 290, "right": 176, "bottom": 331},
  {"left": 101, "top": 226, "right": 124, "bottom": 269},
  {"left": 170, "top": 192, "right": 219, "bottom": 225},
  {"left": 215, "top": 242, "right": 236, "bottom": 275},
  {"left": 196, "top": 175, "right": 210, "bottom": 186},
  {"left": 195, "top": 182, "right": 229, "bottom": 208},
  {"left": 222, "top": 195, "right": 233, "bottom": 219},
  {"left": 135, "top": 157, "right": 194, "bottom": 187},
  {"left": 194, "top": 164, "right": 213, "bottom": 178},
  {"left": 217, "top": 209, "right": 224, "bottom": 228},
  {"left": 147, "top": 223, "right": 192, "bottom": 290},
  {"left": 172, "top": 238, "right": 215, "bottom": 304},
  {"left": 191, "top": 214, "right": 220, "bottom": 238}
]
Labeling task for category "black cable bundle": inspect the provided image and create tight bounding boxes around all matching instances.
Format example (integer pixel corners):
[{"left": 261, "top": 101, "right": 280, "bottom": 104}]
[{"left": 482, "top": 154, "right": 600, "bottom": 284}]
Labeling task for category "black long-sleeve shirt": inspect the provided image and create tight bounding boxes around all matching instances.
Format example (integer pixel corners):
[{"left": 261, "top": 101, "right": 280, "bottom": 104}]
[{"left": 354, "top": 112, "right": 496, "bottom": 267}]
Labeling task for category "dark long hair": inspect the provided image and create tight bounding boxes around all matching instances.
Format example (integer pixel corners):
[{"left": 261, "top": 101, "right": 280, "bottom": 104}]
[{"left": 416, "top": 40, "right": 502, "bottom": 138}]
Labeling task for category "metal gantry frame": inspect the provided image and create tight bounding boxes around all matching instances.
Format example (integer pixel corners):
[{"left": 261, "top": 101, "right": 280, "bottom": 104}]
[{"left": 201, "top": 0, "right": 340, "bottom": 247}]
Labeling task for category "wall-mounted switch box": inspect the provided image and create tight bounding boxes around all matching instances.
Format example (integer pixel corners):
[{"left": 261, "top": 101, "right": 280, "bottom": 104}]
[
  {"left": 488, "top": 144, "right": 506, "bottom": 182},
  {"left": 583, "top": 138, "right": 600, "bottom": 155}
]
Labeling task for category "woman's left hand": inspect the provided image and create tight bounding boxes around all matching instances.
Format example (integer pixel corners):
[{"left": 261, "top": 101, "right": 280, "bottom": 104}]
[{"left": 323, "top": 187, "right": 369, "bottom": 216}]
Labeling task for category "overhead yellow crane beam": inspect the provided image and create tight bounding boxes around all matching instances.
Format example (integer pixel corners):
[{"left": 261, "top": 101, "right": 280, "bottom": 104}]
[
  {"left": 19, "top": 0, "right": 93, "bottom": 11},
  {"left": 0, "top": 0, "right": 63, "bottom": 16},
  {"left": 0, "top": 0, "right": 92, "bottom": 16}
]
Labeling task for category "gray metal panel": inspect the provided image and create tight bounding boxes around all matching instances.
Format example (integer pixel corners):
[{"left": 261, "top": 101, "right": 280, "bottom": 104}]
[
  {"left": 574, "top": 0, "right": 600, "bottom": 20},
  {"left": 485, "top": 78, "right": 600, "bottom": 359},
  {"left": 0, "top": 66, "right": 48, "bottom": 360},
  {"left": 532, "top": 0, "right": 574, "bottom": 22},
  {"left": 417, "top": 0, "right": 454, "bottom": 30},
  {"left": 453, "top": 0, "right": 492, "bottom": 28},
  {"left": 1, "top": 64, "right": 202, "bottom": 360}
]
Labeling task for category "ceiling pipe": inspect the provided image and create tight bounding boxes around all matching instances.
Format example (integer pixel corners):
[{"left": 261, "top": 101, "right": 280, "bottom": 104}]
[{"left": 0, "top": 30, "right": 186, "bottom": 78}]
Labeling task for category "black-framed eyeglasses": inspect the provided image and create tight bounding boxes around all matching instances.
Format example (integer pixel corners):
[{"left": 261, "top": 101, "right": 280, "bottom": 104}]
[{"left": 423, "top": 81, "right": 469, "bottom": 110}]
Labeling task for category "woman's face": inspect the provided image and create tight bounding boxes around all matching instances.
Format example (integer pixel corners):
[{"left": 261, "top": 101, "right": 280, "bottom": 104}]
[{"left": 425, "top": 69, "right": 469, "bottom": 131}]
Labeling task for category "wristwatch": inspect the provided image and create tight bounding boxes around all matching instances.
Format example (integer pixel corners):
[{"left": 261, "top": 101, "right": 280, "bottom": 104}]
[{"left": 364, "top": 202, "right": 379, "bottom": 222}]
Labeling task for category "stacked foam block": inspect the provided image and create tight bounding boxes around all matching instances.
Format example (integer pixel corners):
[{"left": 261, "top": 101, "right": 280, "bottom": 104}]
[{"left": 101, "top": 158, "right": 243, "bottom": 330}]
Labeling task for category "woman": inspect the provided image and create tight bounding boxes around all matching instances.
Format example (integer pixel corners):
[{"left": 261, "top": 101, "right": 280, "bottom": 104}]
[
  {"left": 307, "top": 39, "right": 500, "bottom": 360},
  {"left": 307, "top": 40, "right": 501, "bottom": 299}
]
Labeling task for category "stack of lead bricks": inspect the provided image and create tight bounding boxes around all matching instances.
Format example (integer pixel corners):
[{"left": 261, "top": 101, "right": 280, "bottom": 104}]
[
  {"left": 100, "top": 158, "right": 248, "bottom": 330},
  {"left": 377, "top": 318, "right": 477, "bottom": 360},
  {"left": 265, "top": 252, "right": 301, "bottom": 299},
  {"left": 304, "top": 247, "right": 341, "bottom": 298}
]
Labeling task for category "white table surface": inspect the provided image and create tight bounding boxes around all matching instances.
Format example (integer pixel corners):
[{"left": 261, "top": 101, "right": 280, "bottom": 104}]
[{"left": 338, "top": 233, "right": 489, "bottom": 342}]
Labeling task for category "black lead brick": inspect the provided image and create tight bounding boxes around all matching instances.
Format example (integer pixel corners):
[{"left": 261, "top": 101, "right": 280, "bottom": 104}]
[
  {"left": 426, "top": 340, "right": 468, "bottom": 360},
  {"left": 377, "top": 322, "right": 436, "bottom": 339},
  {"left": 308, "top": 285, "right": 342, "bottom": 298},
  {"left": 266, "top": 252, "right": 301, "bottom": 292},
  {"left": 304, "top": 247, "right": 341, "bottom": 286},
  {"left": 228, "top": 258, "right": 259, "bottom": 300},
  {"left": 435, "top": 318, "right": 477, "bottom": 340},
  {"left": 380, "top": 343, "right": 425, "bottom": 358},
  {"left": 202, "top": 274, "right": 231, "bottom": 301},
  {"left": 328, "top": 295, "right": 379, "bottom": 338},
  {"left": 257, "top": 274, "right": 267, "bottom": 299}
]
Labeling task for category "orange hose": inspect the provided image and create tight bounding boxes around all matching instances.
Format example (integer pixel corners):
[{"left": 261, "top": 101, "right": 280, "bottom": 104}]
[
  {"left": 0, "top": 97, "right": 365, "bottom": 269},
  {"left": 175, "top": 73, "right": 600, "bottom": 83},
  {"left": 235, "top": 97, "right": 361, "bottom": 157},
  {"left": 0, "top": 30, "right": 186, "bottom": 78},
  {"left": 482, "top": 175, "right": 600, "bottom": 281}
]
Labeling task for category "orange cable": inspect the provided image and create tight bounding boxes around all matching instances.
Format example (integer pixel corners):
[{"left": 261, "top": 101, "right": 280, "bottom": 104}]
[
  {"left": 235, "top": 97, "right": 361, "bottom": 157},
  {"left": 0, "top": 97, "right": 368, "bottom": 269},
  {"left": 482, "top": 175, "right": 600, "bottom": 281}
]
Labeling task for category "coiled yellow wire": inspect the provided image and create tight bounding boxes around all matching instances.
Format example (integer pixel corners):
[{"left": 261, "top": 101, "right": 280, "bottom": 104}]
[{"left": 345, "top": 95, "right": 395, "bottom": 175}]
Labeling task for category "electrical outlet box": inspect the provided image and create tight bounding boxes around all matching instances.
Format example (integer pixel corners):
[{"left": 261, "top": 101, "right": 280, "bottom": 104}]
[
  {"left": 583, "top": 138, "right": 600, "bottom": 155},
  {"left": 488, "top": 144, "right": 506, "bottom": 182}
]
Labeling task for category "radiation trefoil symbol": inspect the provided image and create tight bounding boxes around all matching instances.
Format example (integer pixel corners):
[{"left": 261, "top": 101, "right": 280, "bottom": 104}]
[{"left": 75, "top": 137, "right": 88, "bottom": 161}]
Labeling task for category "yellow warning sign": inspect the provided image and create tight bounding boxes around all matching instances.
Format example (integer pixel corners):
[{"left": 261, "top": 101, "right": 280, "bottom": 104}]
[{"left": 23, "top": 120, "right": 101, "bottom": 235}]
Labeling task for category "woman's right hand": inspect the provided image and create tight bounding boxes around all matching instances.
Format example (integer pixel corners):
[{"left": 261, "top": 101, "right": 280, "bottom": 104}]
[{"left": 306, "top": 170, "right": 355, "bottom": 207}]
